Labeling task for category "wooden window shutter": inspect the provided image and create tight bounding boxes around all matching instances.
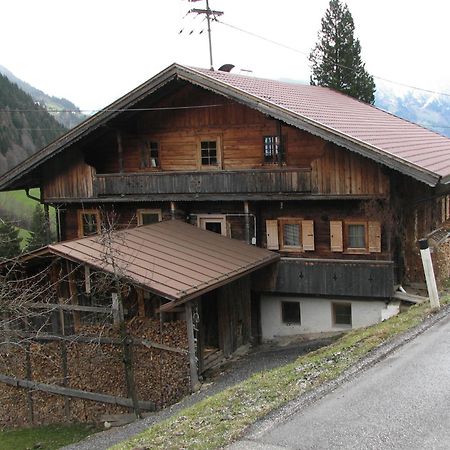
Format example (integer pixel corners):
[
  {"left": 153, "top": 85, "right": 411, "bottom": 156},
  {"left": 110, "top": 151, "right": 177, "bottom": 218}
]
[
  {"left": 330, "top": 221, "right": 343, "bottom": 252},
  {"left": 302, "top": 220, "right": 315, "bottom": 251},
  {"left": 266, "top": 220, "right": 279, "bottom": 250},
  {"left": 368, "top": 221, "right": 381, "bottom": 253}
]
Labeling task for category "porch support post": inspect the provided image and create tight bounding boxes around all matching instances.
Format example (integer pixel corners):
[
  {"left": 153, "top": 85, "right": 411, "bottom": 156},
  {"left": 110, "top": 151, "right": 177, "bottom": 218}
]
[
  {"left": 418, "top": 238, "right": 440, "bottom": 309},
  {"left": 244, "top": 201, "right": 250, "bottom": 244},
  {"left": 170, "top": 201, "right": 176, "bottom": 220},
  {"left": 185, "top": 301, "right": 200, "bottom": 392},
  {"left": 116, "top": 130, "right": 124, "bottom": 173}
]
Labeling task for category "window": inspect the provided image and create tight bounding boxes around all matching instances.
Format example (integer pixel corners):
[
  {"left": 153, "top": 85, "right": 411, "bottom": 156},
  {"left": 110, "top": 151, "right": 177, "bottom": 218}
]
[
  {"left": 140, "top": 141, "right": 159, "bottom": 169},
  {"left": 265, "top": 219, "right": 315, "bottom": 251},
  {"left": 137, "top": 209, "right": 162, "bottom": 226},
  {"left": 347, "top": 223, "right": 366, "bottom": 249},
  {"left": 200, "top": 141, "right": 217, "bottom": 166},
  {"left": 333, "top": 302, "right": 352, "bottom": 326},
  {"left": 282, "top": 220, "right": 301, "bottom": 248},
  {"left": 281, "top": 301, "right": 301, "bottom": 324},
  {"left": 197, "top": 215, "right": 227, "bottom": 236},
  {"left": 263, "top": 136, "right": 280, "bottom": 164},
  {"left": 330, "top": 220, "right": 381, "bottom": 254},
  {"left": 77, "top": 209, "right": 101, "bottom": 238}
]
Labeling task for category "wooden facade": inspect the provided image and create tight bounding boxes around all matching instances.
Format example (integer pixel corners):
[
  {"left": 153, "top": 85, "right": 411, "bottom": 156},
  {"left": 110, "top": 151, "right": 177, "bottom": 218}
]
[{"left": 11, "top": 76, "right": 450, "bottom": 340}]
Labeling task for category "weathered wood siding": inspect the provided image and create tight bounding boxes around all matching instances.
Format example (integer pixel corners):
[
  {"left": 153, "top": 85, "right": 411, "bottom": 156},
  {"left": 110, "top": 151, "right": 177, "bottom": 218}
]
[
  {"left": 42, "top": 149, "right": 95, "bottom": 200},
  {"left": 311, "top": 144, "right": 388, "bottom": 195},
  {"left": 391, "top": 174, "right": 448, "bottom": 285},
  {"left": 258, "top": 200, "right": 391, "bottom": 260},
  {"left": 83, "top": 83, "right": 389, "bottom": 199},
  {"left": 275, "top": 259, "right": 394, "bottom": 298},
  {"left": 217, "top": 276, "right": 252, "bottom": 356}
]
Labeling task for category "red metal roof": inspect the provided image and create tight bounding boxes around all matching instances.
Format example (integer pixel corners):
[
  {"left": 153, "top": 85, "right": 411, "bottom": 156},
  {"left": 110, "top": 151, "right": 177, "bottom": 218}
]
[
  {"left": 189, "top": 67, "right": 450, "bottom": 182},
  {"left": 47, "top": 220, "right": 279, "bottom": 305}
]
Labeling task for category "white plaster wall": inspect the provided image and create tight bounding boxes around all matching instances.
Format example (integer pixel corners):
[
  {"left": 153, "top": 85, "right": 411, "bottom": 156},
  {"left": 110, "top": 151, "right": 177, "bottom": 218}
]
[{"left": 260, "top": 295, "right": 389, "bottom": 340}]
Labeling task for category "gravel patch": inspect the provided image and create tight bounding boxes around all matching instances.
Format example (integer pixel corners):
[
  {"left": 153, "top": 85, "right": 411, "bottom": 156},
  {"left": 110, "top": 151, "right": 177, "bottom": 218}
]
[{"left": 62, "top": 336, "right": 336, "bottom": 450}]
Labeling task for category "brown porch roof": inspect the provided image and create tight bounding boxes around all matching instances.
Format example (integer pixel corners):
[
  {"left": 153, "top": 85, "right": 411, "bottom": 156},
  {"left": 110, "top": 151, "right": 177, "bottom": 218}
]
[{"left": 47, "top": 220, "right": 279, "bottom": 307}]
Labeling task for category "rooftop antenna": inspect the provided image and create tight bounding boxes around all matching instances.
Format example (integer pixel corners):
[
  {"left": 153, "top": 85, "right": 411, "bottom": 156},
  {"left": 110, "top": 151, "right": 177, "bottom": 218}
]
[{"left": 188, "top": 0, "right": 223, "bottom": 70}]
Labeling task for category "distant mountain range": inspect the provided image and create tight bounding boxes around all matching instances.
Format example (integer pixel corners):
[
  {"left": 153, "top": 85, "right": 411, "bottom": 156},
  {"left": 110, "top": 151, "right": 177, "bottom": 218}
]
[
  {"left": 0, "top": 65, "right": 87, "bottom": 129},
  {"left": 375, "top": 81, "right": 450, "bottom": 138}
]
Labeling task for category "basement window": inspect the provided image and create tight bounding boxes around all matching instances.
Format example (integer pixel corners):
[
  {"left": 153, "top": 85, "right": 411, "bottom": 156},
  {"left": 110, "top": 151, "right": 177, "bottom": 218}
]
[
  {"left": 281, "top": 301, "right": 301, "bottom": 324},
  {"left": 332, "top": 302, "right": 352, "bottom": 326}
]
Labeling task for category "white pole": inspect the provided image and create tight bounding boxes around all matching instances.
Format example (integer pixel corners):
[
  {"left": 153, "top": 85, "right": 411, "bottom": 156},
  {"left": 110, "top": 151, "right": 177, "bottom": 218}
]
[{"left": 418, "top": 238, "right": 440, "bottom": 309}]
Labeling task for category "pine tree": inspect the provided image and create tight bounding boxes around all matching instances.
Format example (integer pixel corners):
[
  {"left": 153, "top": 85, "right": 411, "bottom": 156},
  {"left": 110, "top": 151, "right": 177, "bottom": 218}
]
[
  {"left": 309, "top": 0, "right": 376, "bottom": 104},
  {"left": 26, "top": 204, "right": 49, "bottom": 252},
  {"left": 0, "top": 219, "right": 22, "bottom": 260}
]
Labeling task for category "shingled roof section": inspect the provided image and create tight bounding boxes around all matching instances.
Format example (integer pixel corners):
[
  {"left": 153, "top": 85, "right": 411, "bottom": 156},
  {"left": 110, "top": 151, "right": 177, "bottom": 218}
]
[
  {"left": 47, "top": 220, "right": 279, "bottom": 308},
  {"left": 188, "top": 67, "right": 450, "bottom": 184}
]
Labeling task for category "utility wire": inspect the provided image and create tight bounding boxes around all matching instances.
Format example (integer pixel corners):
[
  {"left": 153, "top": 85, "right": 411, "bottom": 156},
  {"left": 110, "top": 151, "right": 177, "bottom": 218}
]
[
  {"left": 216, "top": 18, "right": 450, "bottom": 99},
  {"left": 0, "top": 104, "right": 224, "bottom": 113}
]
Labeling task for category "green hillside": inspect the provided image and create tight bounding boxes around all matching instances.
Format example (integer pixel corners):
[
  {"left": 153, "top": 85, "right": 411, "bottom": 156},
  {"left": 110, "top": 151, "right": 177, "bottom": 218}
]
[
  {"left": 0, "top": 73, "right": 67, "bottom": 176},
  {"left": 0, "top": 65, "right": 88, "bottom": 129}
]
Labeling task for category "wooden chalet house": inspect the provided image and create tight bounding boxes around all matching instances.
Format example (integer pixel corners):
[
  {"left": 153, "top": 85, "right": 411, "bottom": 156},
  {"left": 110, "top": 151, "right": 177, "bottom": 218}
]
[{"left": 2, "top": 63, "right": 450, "bottom": 346}]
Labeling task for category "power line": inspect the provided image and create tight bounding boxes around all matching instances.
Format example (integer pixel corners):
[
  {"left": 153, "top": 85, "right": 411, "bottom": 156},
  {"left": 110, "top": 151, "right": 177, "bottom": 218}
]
[
  {"left": 0, "top": 104, "right": 224, "bottom": 114},
  {"left": 216, "top": 18, "right": 450, "bottom": 99}
]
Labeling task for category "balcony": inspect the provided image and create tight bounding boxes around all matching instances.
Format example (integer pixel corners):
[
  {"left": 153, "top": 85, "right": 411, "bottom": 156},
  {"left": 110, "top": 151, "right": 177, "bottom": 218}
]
[
  {"left": 274, "top": 258, "right": 394, "bottom": 298},
  {"left": 93, "top": 168, "right": 311, "bottom": 200}
]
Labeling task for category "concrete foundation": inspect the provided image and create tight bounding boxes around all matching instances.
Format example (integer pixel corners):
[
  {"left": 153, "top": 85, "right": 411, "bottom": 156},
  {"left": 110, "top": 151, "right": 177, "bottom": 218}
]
[{"left": 260, "top": 295, "right": 398, "bottom": 340}]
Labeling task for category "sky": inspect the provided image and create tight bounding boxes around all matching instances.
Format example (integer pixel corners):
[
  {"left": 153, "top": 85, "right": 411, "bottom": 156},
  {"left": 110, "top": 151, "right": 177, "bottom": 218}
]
[{"left": 1, "top": 0, "right": 449, "bottom": 111}]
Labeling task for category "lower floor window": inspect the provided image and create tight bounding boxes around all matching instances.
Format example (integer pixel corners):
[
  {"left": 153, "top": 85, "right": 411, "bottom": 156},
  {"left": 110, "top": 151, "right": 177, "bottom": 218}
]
[
  {"left": 333, "top": 302, "right": 352, "bottom": 326},
  {"left": 281, "top": 301, "right": 301, "bottom": 324},
  {"left": 347, "top": 223, "right": 366, "bottom": 249},
  {"left": 78, "top": 209, "right": 101, "bottom": 238}
]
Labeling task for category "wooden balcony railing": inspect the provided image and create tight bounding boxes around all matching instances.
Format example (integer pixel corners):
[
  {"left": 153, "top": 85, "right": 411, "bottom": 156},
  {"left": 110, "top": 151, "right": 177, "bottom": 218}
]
[{"left": 93, "top": 168, "right": 311, "bottom": 199}]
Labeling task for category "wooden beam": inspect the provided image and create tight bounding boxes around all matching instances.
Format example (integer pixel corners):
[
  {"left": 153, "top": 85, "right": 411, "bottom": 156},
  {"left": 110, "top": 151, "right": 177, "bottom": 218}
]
[
  {"left": 15, "top": 332, "right": 188, "bottom": 354},
  {"left": 185, "top": 302, "right": 200, "bottom": 392},
  {"left": 67, "top": 262, "right": 81, "bottom": 332},
  {"left": 116, "top": 130, "right": 124, "bottom": 173},
  {"left": 0, "top": 374, "right": 155, "bottom": 411},
  {"left": 28, "top": 302, "right": 112, "bottom": 314},
  {"left": 141, "top": 338, "right": 188, "bottom": 355}
]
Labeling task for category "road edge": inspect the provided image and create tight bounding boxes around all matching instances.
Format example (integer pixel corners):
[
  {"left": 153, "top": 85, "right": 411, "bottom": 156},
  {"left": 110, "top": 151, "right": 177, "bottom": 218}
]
[{"left": 242, "top": 304, "right": 450, "bottom": 442}]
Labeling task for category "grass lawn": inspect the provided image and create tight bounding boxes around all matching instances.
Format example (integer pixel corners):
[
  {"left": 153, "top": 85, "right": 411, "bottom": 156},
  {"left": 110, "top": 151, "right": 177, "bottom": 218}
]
[
  {"left": 113, "top": 298, "right": 449, "bottom": 450},
  {"left": 0, "top": 423, "right": 98, "bottom": 450}
]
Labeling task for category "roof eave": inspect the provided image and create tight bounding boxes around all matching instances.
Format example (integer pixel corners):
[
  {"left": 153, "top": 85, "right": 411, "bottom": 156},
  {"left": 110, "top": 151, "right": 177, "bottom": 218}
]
[{"left": 0, "top": 63, "right": 183, "bottom": 191}]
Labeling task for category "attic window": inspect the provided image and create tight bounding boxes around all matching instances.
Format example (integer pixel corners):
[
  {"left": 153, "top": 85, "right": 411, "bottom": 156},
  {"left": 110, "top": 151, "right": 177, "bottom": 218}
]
[
  {"left": 263, "top": 136, "right": 280, "bottom": 164},
  {"left": 140, "top": 141, "right": 159, "bottom": 169},
  {"left": 201, "top": 141, "right": 218, "bottom": 166}
]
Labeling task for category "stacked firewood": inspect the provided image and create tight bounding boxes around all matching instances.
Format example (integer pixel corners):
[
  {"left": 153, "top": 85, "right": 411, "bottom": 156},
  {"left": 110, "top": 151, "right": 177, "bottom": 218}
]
[{"left": 0, "top": 317, "right": 190, "bottom": 426}]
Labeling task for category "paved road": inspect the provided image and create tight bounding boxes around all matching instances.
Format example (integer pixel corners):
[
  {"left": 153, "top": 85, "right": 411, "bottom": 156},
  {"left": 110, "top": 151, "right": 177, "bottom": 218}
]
[{"left": 229, "top": 314, "right": 450, "bottom": 450}]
